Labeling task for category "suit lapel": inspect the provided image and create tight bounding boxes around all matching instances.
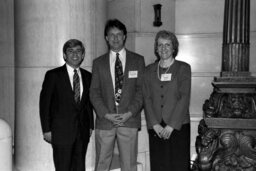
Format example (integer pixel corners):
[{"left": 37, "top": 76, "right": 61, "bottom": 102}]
[
  {"left": 61, "top": 65, "right": 80, "bottom": 108},
  {"left": 80, "top": 70, "right": 89, "bottom": 105},
  {"left": 61, "top": 65, "right": 74, "bottom": 95}
]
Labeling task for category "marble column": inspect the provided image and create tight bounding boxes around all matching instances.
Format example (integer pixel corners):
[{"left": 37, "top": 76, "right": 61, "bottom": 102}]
[{"left": 14, "top": 0, "right": 106, "bottom": 171}]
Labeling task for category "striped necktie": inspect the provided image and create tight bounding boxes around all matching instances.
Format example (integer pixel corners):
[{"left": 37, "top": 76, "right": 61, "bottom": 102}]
[{"left": 73, "top": 69, "right": 80, "bottom": 104}]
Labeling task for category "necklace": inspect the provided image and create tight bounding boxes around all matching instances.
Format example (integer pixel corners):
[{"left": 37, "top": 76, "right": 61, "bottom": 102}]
[{"left": 157, "top": 59, "right": 175, "bottom": 81}]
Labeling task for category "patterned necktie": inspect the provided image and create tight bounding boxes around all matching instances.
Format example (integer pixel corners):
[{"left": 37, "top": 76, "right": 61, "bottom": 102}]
[
  {"left": 73, "top": 69, "right": 80, "bottom": 104},
  {"left": 115, "top": 53, "right": 123, "bottom": 104}
]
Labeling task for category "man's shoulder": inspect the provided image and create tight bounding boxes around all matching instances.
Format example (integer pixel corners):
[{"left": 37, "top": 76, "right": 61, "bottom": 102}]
[
  {"left": 80, "top": 68, "right": 92, "bottom": 76},
  {"left": 93, "top": 53, "right": 108, "bottom": 64},
  {"left": 42, "top": 66, "right": 65, "bottom": 81},
  {"left": 95, "top": 52, "right": 109, "bottom": 60},
  {"left": 126, "top": 50, "right": 145, "bottom": 67},
  {"left": 126, "top": 50, "right": 144, "bottom": 59},
  {"left": 46, "top": 65, "right": 65, "bottom": 74}
]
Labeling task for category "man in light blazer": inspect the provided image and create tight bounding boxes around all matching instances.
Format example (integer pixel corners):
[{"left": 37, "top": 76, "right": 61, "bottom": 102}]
[
  {"left": 90, "top": 19, "right": 145, "bottom": 171},
  {"left": 39, "top": 39, "right": 94, "bottom": 171}
]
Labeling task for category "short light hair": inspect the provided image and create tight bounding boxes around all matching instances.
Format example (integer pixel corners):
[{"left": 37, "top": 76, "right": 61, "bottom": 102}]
[{"left": 154, "top": 30, "right": 179, "bottom": 60}]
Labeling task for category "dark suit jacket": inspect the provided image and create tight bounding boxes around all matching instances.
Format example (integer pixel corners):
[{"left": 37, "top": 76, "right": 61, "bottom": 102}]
[
  {"left": 39, "top": 65, "right": 94, "bottom": 145},
  {"left": 90, "top": 50, "right": 145, "bottom": 130},
  {"left": 143, "top": 60, "right": 191, "bottom": 130}
]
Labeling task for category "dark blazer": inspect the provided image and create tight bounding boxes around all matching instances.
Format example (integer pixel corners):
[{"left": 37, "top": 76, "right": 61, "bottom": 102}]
[
  {"left": 143, "top": 60, "right": 191, "bottom": 130},
  {"left": 39, "top": 65, "right": 94, "bottom": 145},
  {"left": 90, "top": 50, "right": 145, "bottom": 130}
]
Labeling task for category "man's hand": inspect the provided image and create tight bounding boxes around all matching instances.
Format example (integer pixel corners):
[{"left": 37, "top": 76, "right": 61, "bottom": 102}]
[
  {"left": 113, "top": 111, "right": 133, "bottom": 127},
  {"left": 153, "top": 124, "right": 164, "bottom": 138},
  {"left": 104, "top": 113, "right": 123, "bottom": 126},
  {"left": 105, "top": 112, "right": 132, "bottom": 127},
  {"left": 43, "top": 132, "right": 52, "bottom": 143},
  {"left": 118, "top": 111, "right": 132, "bottom": 123},
  {"left": 105, "top": 113, "right": 121, "bottom": 122},
  {"left": 89, "top": 129, "right": 93, "bottom": 136},
  {"left": 161, "top": 125, "right": 174, "bottom": 140}
]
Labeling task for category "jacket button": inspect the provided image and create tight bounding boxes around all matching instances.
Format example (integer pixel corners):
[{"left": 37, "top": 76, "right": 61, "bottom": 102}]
[
  {"left": 161, "top": 105, "right": 163, "bottom": 108},
  {"left": 161, "top": 95, "right": 164, "bottom": 98}
]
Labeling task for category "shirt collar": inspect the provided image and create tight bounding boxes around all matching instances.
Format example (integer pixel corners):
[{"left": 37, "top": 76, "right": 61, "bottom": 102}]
[
  {"left": 66, "top": 64, "right": 80, "bottom": 75},
  {"left": 110, "top": 48, "right": 126, "bottom": 63}
]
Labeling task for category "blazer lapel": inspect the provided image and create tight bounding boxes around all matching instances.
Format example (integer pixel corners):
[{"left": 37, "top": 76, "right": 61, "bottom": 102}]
[
  {"left": 122, "top": 51, "right": 130, "bottom": 90},
  {"left": 104, "top": 53, "right": 115, "bottom": 97},
  {"left": 102, "top": 53, "right": 118, "bottom": 109},
  {"left": 118, "top": 50, "right": 132, "bottom": 104}
]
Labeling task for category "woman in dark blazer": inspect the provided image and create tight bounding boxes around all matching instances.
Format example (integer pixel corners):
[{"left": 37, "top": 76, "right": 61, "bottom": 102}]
[{"left": 143, "top": 30, "right": 191, "bottom": 171}]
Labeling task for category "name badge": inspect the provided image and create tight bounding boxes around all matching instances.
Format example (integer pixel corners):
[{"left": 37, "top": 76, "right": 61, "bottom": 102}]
[
  {"left": 129, "top": 71, "right": 138, "bottom": 78},
  {"left": 161, "top": 73, "right": 172, "bottom": 81}
]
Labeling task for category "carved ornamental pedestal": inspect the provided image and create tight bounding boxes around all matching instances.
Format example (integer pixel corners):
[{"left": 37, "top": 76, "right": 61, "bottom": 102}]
[
  {"left": 194, "top": 1, "right": 256, "bottom": 170},
  {"left": 194, "top": 77, "right": 256, "bottom": 171}
]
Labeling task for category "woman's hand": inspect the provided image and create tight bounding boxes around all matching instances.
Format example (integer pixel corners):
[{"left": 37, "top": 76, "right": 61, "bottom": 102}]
[
  {"left": 161, "top": 125, "right": 174, "bottom": 140},
  {"left": 153, "top": 124, "right": 164, "bottom": 138}
]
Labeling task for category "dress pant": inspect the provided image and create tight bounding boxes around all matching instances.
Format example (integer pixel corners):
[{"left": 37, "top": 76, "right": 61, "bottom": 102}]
[
  {"left": 148, "top": 123, "right": 191, "bottom": 171},
  {"left": 52, "top": 132, "right": 88, "bottom": 171},
  {"left": 95, "top": 127, "right": 138, "bottom": 171}
]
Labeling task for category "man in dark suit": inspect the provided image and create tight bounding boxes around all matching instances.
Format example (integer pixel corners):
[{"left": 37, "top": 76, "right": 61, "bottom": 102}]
[
  {"left": 90, "top": 19, "right": 145, "bottom": 171},
  {"left": 39, "top": 39, "right": 94, "bottom": 171}
]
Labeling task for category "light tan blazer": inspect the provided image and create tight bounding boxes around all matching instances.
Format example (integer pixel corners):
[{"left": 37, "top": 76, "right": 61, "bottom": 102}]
[{"left": 90, "top": 50, "right": 145, "bottom": 130}]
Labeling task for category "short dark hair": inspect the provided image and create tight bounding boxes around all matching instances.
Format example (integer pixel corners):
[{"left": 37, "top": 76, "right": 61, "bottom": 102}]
[
  {"left": 104, "top": 19, "right": 127, "bottom": 38},
  {"left": 63, "top": 39, "right": 85, "bottom": 55},
  {"left": 154, "top": 30, "right": 179, "bottom": 60}
]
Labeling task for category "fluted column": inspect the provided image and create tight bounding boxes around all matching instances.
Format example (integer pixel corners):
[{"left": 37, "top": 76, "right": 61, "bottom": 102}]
[
  {"left": 14, "top": 1, "right": 106, "bottom": 171},
  {"left": 221, "top": 0, "right": 250, "bottom": 77},
  {"left": 195, "top": 0, "right": 256, "bottom": 170}
]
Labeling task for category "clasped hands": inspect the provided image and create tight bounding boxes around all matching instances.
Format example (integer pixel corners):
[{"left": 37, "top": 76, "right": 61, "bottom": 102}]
[
  {"left": 105, "top": 112, "right": 132, "bottom": 127},
  {"left": 153, "top": 124, "right": 174, "bottom": 140}
]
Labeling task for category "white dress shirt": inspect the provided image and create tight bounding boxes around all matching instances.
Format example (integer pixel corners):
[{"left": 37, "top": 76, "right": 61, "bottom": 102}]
[
  {"left": 66, "top": 64, "right": 83, "bottom": 99},
  {"left": 109, "top": 48, "right": 126, "bottom": 89}
]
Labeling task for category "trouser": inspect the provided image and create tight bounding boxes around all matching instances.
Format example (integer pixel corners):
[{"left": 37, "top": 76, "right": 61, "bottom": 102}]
[
  {"left": 95, "top": 127, "right": 138, "bottom": 171},
  {"left": 52, "top": 133, "right": 88, "bottom": 171}
]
